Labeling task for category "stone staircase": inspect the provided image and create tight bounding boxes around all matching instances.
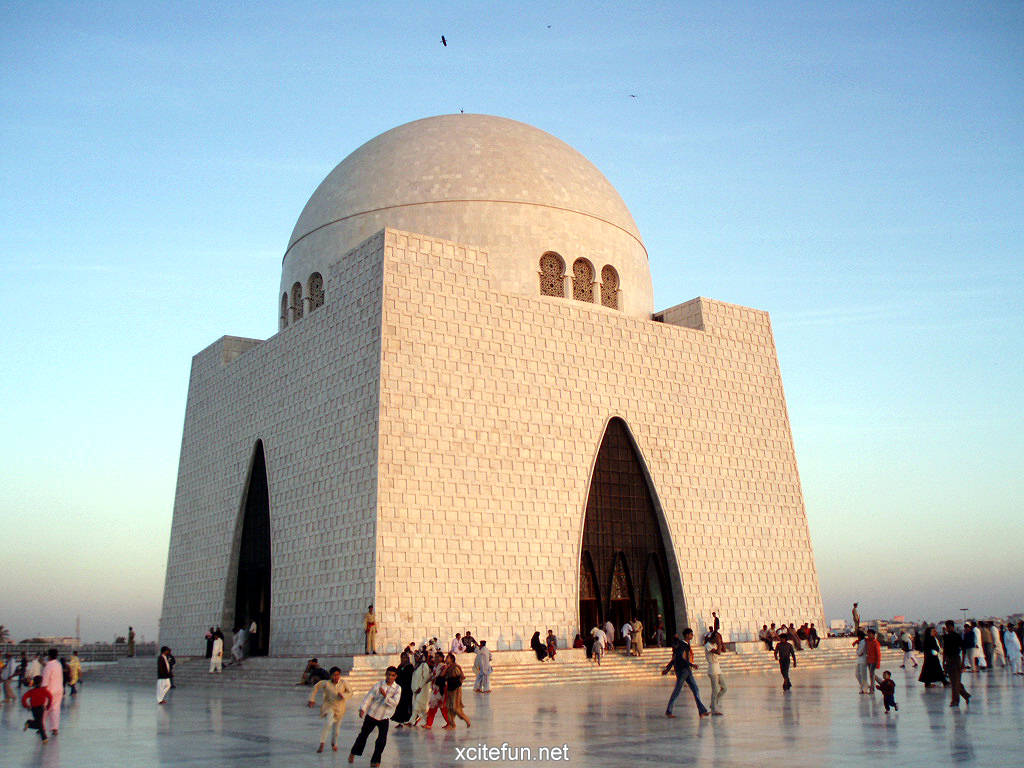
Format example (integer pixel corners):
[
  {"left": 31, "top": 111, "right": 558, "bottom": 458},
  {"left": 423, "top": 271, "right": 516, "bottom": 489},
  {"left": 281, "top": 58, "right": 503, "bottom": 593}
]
[{"left": 85, "top": 640, "right": 906, "bottom": 691}]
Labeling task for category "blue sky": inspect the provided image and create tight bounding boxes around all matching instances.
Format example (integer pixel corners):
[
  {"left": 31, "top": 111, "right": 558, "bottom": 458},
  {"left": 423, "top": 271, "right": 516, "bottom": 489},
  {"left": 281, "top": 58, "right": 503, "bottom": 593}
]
[{"left": 2, "top": 1, "right": 1021, "bottom": 642}]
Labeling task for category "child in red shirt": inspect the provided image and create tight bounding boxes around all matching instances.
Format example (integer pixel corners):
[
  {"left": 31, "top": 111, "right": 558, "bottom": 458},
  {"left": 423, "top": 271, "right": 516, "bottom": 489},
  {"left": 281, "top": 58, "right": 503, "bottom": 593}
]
[{"left": 21, "top": 675, "right": 52, "bottom": 742}]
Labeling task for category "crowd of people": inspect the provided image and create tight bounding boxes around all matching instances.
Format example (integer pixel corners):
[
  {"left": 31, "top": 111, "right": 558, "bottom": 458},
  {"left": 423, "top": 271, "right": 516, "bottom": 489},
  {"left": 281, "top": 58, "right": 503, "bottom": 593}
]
[
  {"left": 758, "top": 621, "right": 821, "bottom": 650},
  {"left": 2, "top": 648, "right": 82, "bottom": 743}
]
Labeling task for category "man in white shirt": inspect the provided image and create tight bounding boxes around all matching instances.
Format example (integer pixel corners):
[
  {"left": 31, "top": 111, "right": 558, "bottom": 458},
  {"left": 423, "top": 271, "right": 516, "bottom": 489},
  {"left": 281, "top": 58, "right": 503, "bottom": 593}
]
[
  {"left": 40, "top": 650, "right": 63, "bottom": 735},
  {"left": 621, "top": 622, "right": 633, "bottom": 655},
  {"left": 348, "top": 666, "right": 401, "bottom": 766},
  {"left": 209, "top": 630, "right": 224, "bottom": 673},
  {"left": 450, "top": 634, "right": 464, "bottom": 654},
  {"left": 26, "top": 654, "right": 43, "bottom": 683},
  {"left": 1003, "top": 626, "right": 1023, "bottom": 675},
  {"left": 704, "top": 629, "right": 726, "bottom": 715},
  {"left": 308, "top": 666, "right": 352, "bottom": 753}
]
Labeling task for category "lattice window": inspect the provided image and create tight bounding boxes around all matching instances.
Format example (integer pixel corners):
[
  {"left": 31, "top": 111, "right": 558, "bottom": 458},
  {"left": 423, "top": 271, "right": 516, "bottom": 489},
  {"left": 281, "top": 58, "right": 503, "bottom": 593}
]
[
  {"left": 572, "top": 259, "right": 594, "bottom": 302},
  {"left": 600, "top": 265, "right": 619, "bottom": 309},
  {"left": 611, "top": 557, "right": 631, "bottom": 601},
  {"left": 291, "top": 282, "right": 303, "bottom": 322},
  {"left": 539, "top": 253, "right": 565, "bottom": 297},
  {"left": 580, "top": 559, "right": 597, "bottom": 600},
  {"left": 308, "top": 272, "right": 324, "bottom": 311},
  {"left": 280, "top": 293, "right": 289, "bottom": 329}
]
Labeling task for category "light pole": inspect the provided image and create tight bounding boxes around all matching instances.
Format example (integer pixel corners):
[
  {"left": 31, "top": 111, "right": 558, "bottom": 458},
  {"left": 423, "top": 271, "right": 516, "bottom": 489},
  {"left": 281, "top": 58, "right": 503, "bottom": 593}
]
[{"left": 960, "top": 608, "right": 969, "bottom": 625}]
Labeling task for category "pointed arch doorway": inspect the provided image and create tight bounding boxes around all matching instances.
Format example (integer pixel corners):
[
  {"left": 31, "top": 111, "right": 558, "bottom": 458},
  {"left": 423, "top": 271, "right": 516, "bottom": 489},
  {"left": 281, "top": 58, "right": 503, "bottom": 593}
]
[
  {"left": 231, "top": 440, "right": 272, "bottom": 656},
  {"left": 579, "top": 418, "right": 677, "bottom": 643}
]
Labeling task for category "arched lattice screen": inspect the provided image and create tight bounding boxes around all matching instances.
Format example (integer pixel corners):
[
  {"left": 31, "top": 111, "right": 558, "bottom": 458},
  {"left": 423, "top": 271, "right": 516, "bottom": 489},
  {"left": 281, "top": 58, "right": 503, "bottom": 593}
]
[
  {"left": 600, "top": 265, "right": 619, "bottom": 309},
  {"left": 539, "top": 253, "right": 565, "bottom": 297},
  {"left": 291, "top": 282, "right": 303, "bottom": 322},
  {"left": 308, "top": 273, "right": 324, "bottom": 311},
  {"left": 572, "top": 259, "right": 594, "bottom": 302}
]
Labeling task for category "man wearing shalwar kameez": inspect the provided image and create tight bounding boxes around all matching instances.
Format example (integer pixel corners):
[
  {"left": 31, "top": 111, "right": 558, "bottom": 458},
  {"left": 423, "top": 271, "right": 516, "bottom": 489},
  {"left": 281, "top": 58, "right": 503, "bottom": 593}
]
[
  {"left": 40, "top": 650, "right": 63, "bottom": 736},
  {"left": 307, "top": 667, "right": 352, "bottom": 753},
  {"left": 409, "top": 656, "right": 433, "bottom": 725},
  {"left": 473, "top": 641, "right": 493, "bottom": 692}
]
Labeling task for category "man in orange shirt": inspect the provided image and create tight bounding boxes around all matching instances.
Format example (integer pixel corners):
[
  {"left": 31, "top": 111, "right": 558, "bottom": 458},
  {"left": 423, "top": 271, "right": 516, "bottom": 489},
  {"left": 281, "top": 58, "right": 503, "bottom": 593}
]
[{"left": 865, "top": 629, "right": 882, "bottom": 693}]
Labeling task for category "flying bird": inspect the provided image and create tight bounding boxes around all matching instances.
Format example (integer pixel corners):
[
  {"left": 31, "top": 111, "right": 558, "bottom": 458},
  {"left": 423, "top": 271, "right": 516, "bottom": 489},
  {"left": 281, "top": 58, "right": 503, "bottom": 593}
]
[
  {"left": 441, "top": 35, "right": 447, "bottom": 47},
  {"left": 630, "top": 94, "right": 637, "bottom": 98}
]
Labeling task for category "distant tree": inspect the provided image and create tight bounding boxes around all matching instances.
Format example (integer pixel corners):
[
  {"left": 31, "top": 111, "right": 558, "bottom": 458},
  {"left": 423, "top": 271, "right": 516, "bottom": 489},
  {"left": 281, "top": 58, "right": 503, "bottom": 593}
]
[
  {"left": 0, "top": 625, "right": 10, "bottom": 643},
  {"left": 115, "top": 636, "right": 126, "bottom": 644}
]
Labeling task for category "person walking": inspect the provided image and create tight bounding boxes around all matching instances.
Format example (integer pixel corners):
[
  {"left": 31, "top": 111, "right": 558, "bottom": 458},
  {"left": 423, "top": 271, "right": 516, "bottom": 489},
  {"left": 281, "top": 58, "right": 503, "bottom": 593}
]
[
  {"left": 1003, "top": 624, "right": 1023, "bottom": 675},
  {"left": 654, "top": 615, "right": 666, "bottom": 648},
  {"left": 205, "top": 627, "right": 214, "bottom": 658},
  {"left": 409, "top": 653, "right": 433, "bottom": 725},
  {"left": 156, "top": 647, "right": 173, "bottom": 705},
  {"left": 774, "top": 633, "right": 797, "bottom": 691},
  {"left": 40, "top": 649, "right": 63, "bottom": 736},
  {"left": 852, "top": 603, "right": 860, "bottom": 634},
  {"left": 20, "top": 676, "right": 52, "bottom": 743},
  {"left": 703, "top": 628, "right": 726, "bottom": 715},
  {"left": 308, "top": 666, "right": 352, "bottom": 753},
  {"left": 348, "top": 666, "right": 401, "bottom": 766},
  {"left": 391, "top": 654, "right": 415, "bottom": 728},
  {"left": 918, "top": 626, "right": 947, "bottom": 687},
  {"left": 621, "top": 621, "right": 633, "bottom": 656},
  {"left": 443, "top": 653, "right": 471, "bottom": 728},
  {"left": 865, "top": 630, "right": 882, "bottom": 693},
  {"left": 67, "top": 652, "right": 81, "bottom": 696},
  {"left": 127, "top": 627, "right": 136, "bottom": 657},
  {"left": 943, "top": 621, "right": 971, "bottom": 707},
  {"left": 874, "top": 670, "right": 898, "bottom": 712},
  {"left": 209, "top": 629, "right": 224, "bottom": 673},
  {"left": 1, "top": 653, "right": 17, "bottom": 702},
  {"left": 473, "top": 640, "right": 492, "bottom": 693},
  {"left": 900, "top": 630, "right": 918, "bottom": 668},
  {"left": 662, "top": 629, "right": 710, "bottom": 719},
  {"left": 363, "top": 605, "right": 377, "bottom": 655}
]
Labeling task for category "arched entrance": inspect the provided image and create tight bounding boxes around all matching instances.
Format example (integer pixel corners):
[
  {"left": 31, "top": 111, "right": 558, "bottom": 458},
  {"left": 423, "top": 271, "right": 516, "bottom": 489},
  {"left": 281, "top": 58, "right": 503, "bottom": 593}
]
[
  {"left": 579, "top": 418, "right": 677, "bottom": 643},
  {"left": 233, "top": 440, "right": 271, "bottom": 656}
]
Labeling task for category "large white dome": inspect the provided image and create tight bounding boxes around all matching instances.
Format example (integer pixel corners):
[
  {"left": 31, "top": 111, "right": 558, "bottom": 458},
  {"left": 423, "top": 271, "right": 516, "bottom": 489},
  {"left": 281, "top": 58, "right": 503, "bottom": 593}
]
[{"left": 281, "top": 114, "right": 652, "bottom": 318}]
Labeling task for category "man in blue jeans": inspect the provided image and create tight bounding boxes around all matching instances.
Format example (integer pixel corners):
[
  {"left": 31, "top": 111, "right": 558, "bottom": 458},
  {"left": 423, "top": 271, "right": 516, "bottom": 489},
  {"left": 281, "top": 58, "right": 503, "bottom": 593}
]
[{"left": 662, "top": 629, "right": 710, "bottom": 718}]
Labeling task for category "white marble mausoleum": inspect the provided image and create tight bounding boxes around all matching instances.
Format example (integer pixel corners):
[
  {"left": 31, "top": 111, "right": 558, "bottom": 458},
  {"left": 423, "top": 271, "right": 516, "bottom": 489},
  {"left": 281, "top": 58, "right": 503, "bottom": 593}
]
[{"left": 159, "top": 114, "right": 825, "bottom": 656}]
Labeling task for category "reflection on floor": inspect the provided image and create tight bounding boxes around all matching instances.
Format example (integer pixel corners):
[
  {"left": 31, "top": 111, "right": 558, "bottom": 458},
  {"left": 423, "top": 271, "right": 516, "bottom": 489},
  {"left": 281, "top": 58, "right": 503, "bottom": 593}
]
[{"left": 1, "top": 665, "right": 1020, "bottom": 767}]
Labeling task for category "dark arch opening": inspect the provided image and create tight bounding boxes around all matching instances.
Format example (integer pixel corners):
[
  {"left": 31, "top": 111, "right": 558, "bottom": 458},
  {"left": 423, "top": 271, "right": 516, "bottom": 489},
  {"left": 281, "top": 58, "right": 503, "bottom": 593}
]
[
  {"left": 234, "top": 440, "right": 271, "bottom": 656},
  {"left": 579, "top": 551, "right": 601, "bottom": 635},
  {"left": 579, "top": 418, "right": 677, "bottom": 643}
]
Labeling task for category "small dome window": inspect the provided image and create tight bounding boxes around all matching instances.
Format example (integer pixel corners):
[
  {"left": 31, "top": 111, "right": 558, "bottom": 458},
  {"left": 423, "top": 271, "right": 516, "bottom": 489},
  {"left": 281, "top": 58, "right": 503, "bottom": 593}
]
[
  {"left": 291, "top": 282, "right": 303, "bottom": 322},
  {"left": 308, "top": 272, "right": 324, "bottom": 311},
  {"left": 539, "top": 253, "right": 565, "bottom": 297},
  {"left": 572, "top": 258, "right": 595, "bottom": 303},
  {"left": 601, "top": 265, "right": 620, "bottom": 310}
]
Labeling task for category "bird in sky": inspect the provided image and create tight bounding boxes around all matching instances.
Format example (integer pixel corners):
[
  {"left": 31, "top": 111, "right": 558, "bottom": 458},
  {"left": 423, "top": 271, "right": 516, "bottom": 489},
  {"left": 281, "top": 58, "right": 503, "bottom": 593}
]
[
  {"left": 441, "top": 35, "right": 447, "bottom": 47},
  {"left": 630, "top": 94, "right": 637, "bottom": 98}
]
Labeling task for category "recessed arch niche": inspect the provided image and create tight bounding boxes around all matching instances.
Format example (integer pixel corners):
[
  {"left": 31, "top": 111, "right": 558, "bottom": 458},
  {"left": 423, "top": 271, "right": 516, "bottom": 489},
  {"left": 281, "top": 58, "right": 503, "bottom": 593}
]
[
  {"left": 579, "top": 418, "right": 679, "bottom": 641},
  {"left": 226, "top": 439, "right": 272, "bottom": 656}
]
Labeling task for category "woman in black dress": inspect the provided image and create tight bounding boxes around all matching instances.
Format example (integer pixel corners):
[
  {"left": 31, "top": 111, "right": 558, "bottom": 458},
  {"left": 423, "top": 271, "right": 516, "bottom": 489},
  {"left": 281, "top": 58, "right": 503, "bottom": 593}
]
[
  {"left": 919, "top": 626, "right": 947, "bottom": 687},
  {"left": 531, "top": 631, "right": 547, "bottom": 661},
  {"left": 391, "top": 653, "right": 416, "bottom": 726}
]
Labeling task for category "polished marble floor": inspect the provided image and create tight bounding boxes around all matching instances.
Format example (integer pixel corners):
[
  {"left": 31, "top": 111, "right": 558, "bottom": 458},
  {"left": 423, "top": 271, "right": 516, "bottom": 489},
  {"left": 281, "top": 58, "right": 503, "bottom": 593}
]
[{"left": 2, "top": 665, "right": 1021, "bottom": 767}]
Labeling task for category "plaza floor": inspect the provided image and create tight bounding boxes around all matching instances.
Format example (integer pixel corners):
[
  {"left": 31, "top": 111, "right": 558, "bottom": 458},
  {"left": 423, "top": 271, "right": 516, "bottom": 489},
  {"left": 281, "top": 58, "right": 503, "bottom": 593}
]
[{"left": 1, "top": 665, "right": 1021, "bottom": 767}]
